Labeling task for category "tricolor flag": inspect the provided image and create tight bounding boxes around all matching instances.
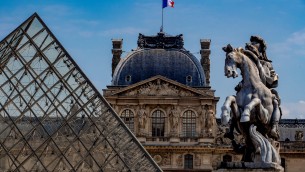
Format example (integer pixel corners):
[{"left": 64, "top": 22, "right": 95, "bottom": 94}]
[{"left": 163, "top": 0, "right": 174, "bottom": 8}]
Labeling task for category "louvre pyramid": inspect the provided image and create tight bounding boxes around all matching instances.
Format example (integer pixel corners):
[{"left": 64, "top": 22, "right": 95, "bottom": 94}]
[{"left": 0, "top": 13, "right": 161, "bottom": 171}]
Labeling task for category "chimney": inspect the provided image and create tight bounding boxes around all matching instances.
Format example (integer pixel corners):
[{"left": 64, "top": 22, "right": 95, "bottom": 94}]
[
  {"left": 200, "top": 39, "right": 211, "bottom": 86},
  {"left": 111, "top": 39, "right": 123, "bottom": 77}
]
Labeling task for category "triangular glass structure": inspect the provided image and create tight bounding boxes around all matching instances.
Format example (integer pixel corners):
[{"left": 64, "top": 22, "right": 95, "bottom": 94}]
[{"left": 0, "top": 13, "right": 161, "bottom": 171}]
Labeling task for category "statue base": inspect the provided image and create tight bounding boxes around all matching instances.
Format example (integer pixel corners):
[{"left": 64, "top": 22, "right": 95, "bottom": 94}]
[
  {"left": 198, "top": 137, "right": 214, "bottom": 143},
  {"left": 137, "top": 137, "right": 146, "bottom": 143},
  {"left": 216, "top": 162, "right": 284, "bottom": 172}
]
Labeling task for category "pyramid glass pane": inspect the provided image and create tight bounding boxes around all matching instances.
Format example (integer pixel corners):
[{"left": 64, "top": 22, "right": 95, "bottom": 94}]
[{"left": 0, "top": 13, "right": 161, "bottom": 172}]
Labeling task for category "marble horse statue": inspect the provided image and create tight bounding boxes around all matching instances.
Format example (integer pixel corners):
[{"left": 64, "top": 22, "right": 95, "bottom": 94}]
[{"left": 221, "top": 43, "right": 282, "bottom": 168}]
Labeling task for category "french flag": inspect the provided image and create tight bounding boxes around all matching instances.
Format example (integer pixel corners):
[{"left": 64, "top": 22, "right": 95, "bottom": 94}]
[{"left": 163, "top": 0, "right": 174, "bottom": 8}]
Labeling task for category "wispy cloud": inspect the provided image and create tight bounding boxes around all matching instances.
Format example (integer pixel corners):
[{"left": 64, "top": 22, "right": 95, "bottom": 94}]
[
  {"left": 99, "top": 27, "right": 145, "bottom": 36},
  {"left": 70, "top": 19, "right": 100, "bottom": 26},
  {"left": 270, "top": 28, "right": 305, "bottom": 57},
  {"left": 42, "top": 5, "right": 71, "bottom": 17},
  {"left": 281, "top": 100, "right": 305, "bottom": 119},
  {"left": 287, "top": 29, "right": 305, "bottom": 45}
]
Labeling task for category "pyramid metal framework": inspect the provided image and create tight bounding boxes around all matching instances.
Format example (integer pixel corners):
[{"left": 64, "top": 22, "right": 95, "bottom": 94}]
[{"left": 0, "top": 13, "right": 161, "bottom": 171}]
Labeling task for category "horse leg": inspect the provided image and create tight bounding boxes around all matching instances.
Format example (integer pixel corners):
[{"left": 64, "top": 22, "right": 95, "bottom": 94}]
[
  {"left": 270, "top": 97, "right": 281, "bottom": 140},
  {"left": 221, "top": 96, "right": 236, "bottom": 125},
  {"left": 222, "top": 96, "right": 241, "bottom": 140},
  {"left": 231, "top": 101, "right": 242, "bottom": 133},
  {"left": 240, "top": 98, "right": 269, "bottom": 124}
]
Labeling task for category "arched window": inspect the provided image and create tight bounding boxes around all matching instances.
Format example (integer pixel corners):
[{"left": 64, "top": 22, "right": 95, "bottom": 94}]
[
  {"left": 152, "top": 110, "right": 165, "bottom": 137},
  {"left": 121, "top": 109, "right": 134, "bottom": 132},
  {"left": 184, "top": 154, "right": 193, "bottom": 169},
  {"left": 182, "top": 110, "right": 196, "bottom": 137},
  {"left": 223, "top": 154, "right": 232, "bottom": 162}
]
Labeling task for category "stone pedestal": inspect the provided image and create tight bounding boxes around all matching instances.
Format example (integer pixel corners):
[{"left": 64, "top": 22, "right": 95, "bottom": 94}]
[
  {"left": 216, "top": 162, "right": 284, "bottom": 172},
  {"left": 137, "top": 137, "right": 146, "bottom": 143},
  {"left": 169, "top": 137, "right": 180, "bottom": 143}
]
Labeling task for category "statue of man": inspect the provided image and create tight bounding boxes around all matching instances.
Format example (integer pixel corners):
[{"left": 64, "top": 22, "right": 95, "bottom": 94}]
[
  {"left": 205, "top": 109, "right": 215, "bottom": 137},
  {"left": 244, "top": 36, "right": 282, "bottom": 139},
  {"left": 169, "top": 106, "right": 179, "bottom": 132},
  {"left": 138, "top": 105, "right": 147, "bottom": 135},
  {"left": 245, "top": 36, "right": 278, "bottom": 88}
]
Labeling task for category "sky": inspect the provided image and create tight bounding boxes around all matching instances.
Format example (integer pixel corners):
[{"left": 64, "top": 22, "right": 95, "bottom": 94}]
[{"left": 0, "top": 0, "right": 305, "bottom": 119}]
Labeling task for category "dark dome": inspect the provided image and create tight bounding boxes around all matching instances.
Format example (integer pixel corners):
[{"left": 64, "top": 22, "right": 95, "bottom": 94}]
[{"left": 112, "top": 48, "right": 207, "bottom": 87}]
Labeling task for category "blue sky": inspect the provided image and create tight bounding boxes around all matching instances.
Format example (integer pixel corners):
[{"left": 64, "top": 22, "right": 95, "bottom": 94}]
[{"left": 1, "top": 0, "right": 305, "bottom": 119}]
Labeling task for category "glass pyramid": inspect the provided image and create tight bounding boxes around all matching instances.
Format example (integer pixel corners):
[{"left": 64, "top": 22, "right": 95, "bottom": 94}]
[{"left": 0, "top": 13, "right": 161, "bottom": 172}]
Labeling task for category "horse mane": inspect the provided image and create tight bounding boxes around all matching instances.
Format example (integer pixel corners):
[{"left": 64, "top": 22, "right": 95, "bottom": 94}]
[
  {"left": 233, "top": 47, "right": 259, "bottom": 65},
  {"left": 234, "top": 47, "right": 244, "bottom": 53}
]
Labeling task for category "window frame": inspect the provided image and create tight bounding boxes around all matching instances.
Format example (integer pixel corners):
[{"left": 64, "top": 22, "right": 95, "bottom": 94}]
[
  {"left": 121, "top": 109, "right": 135, "bottom": 132},
  {"left": 182, "top": 110, "right": 196, "bottom": 137},
  {"left": 184, "top": 154, "right": 193, "bottom": 169},
  {"left": 151, "top": 110, "right": 165, "bottom": 137}
]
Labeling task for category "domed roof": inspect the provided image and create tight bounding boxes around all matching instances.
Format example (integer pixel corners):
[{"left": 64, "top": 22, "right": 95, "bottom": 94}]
[{"left": 111, "top": 33, "right": 207, "bottom": 87}]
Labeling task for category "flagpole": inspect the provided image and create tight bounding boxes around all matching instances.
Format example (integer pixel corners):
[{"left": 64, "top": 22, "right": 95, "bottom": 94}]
[
  {"left": 161, "top": 3, "right": 164, "bottom": 32},
  {"left": 161, "top": 8, "right": 164, "bottom": 32}
]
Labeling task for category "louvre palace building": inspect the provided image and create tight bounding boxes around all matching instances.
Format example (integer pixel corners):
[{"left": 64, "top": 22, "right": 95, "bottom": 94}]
[{"left": 0, "top": 13, "right": 305, "bottom": 172}]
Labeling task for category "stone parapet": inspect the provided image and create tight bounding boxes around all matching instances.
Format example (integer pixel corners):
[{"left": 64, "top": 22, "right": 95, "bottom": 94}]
[{"left": 216, "top": 162, "right": 284, "bottom": 172}]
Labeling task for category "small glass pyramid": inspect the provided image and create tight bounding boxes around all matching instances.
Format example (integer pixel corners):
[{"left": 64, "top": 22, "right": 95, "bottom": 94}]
[{"left": 0, "top": 13, "right": 161, "bottom": 172}]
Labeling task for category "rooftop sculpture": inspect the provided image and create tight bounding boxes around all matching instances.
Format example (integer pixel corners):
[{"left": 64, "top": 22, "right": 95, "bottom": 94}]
[{"left": 221, "top": 36, "right": 283, "bottom": 170}]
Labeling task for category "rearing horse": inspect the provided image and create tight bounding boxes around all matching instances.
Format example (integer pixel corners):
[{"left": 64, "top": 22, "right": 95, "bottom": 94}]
[
  {"left": 221, "top": 44, "right": 281, "bottom": 165},
  {"left": 221, "top": 44, "right": 273, "bottom": 125},
  {"left": 221, "top": 44, "right": 276, "bottom": 146}
]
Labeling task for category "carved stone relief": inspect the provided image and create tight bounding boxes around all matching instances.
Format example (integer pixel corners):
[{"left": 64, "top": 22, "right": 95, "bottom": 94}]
[
  {"left": 205, "top": 107, "right": 215, "bottom": 138},
  {"left": 216, "top": 126, "right": 243, "bottom": 145},
  {"left": 153, "top": 155, "right": 162, "bottom": 164},
  {"left": 121, "top": 80, "right": 196, "bottom": 97},
  {"left": 161, "top": 153, "right": 171, "bottom": 166},
  {"left": 199, "top": 105, "right": 217, "bottom": 138},
  {"left": 168, "top": 106, "right": 179, "bottom": 137},
  {"left": 137, "top": 105, "right": 148, "bottom": 137},
  {"left": 212, "top": 155, "right": 221, "bottom": 168},
  {"left": 195, "top": 154, "right": 201, "bottom": 166},
  {"left": 295, "top": 131, "right": 304, "bottom": 141},
  {"left": 177, "top": 154, "right": 183, "bottom": 167},
  {"left": 137, "top": 32, "right": 184, "bottom": 49},
  {"left": 202, "top": 155, "right": 211, "bottom": 165}
]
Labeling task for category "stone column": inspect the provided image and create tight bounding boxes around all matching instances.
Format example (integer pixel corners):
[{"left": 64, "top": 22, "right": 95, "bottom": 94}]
[
  {"left": 111, "top": 39, "right": 123, "bottom": 77},
  {"left": 200, "top": 39, "right": 211, "bottom": 86}
]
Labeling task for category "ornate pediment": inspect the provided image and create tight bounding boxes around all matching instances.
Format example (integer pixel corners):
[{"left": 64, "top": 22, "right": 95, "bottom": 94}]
[{"left": 112, "top": 76, "right": 212, "bottom": 97}]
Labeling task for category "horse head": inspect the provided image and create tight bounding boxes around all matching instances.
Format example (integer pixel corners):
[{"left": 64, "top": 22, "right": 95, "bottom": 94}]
[{"left": 223, "top": 44, "right": 243, "bottom": 78}]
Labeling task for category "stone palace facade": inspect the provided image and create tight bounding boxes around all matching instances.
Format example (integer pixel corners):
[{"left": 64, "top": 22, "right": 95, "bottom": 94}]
[
  {"left": 0, "top": 13, "right": 304, "bottom": 172},
  {"left": 103, "top": 33, "right": 305, "bottom": 172}
]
